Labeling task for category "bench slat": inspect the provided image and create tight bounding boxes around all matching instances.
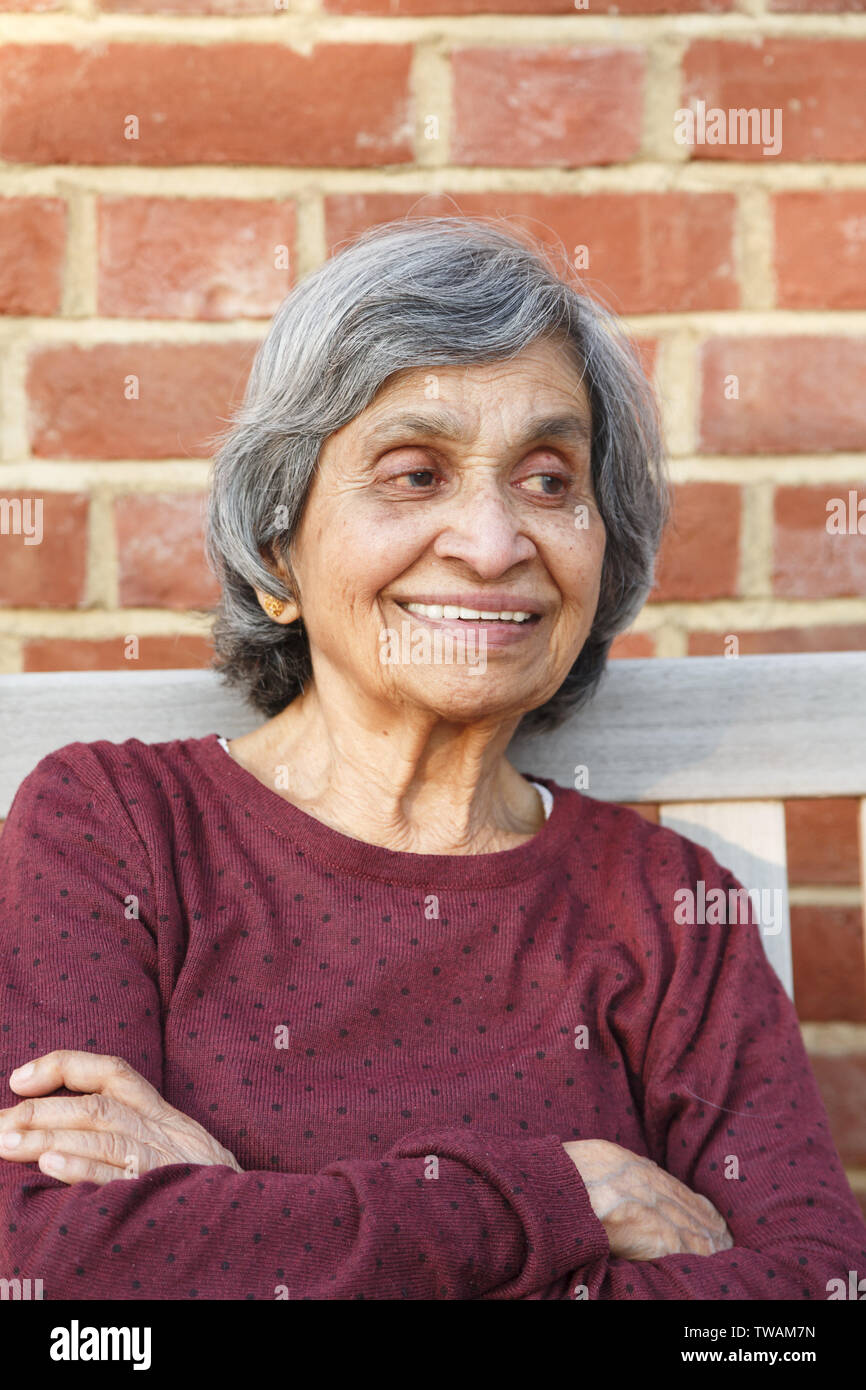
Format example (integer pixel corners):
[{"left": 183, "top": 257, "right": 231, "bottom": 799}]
[
  {"left": 1, "top": 653, "right": 864, "bottom": 815},
  {"left": 659, "top": 800, "right": 794, "bottom": 999},
  {"left": 510, "top": 652, "right": 866, "bottom": 803}
]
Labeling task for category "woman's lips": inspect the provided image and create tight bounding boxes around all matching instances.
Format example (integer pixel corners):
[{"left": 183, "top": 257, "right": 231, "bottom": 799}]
[{"left": 390, "top": 600, "right": 542, "bottom": 648}]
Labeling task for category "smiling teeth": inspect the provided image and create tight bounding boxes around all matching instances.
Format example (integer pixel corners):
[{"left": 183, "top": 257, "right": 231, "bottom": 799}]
[{"left": 403, "top": 603, "right": 533, "bottom": 622}]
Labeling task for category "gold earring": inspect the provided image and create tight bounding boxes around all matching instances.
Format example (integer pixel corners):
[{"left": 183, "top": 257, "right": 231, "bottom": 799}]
[{"left": 263, "top": 595, "right": 285, "bottom": 619}]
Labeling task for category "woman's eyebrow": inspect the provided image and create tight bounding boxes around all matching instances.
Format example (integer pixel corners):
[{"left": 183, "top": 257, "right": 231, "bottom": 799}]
[
  {"left": 363, "top": 410, "right": 470, "bottom": 449},
  {"left": 522, "top": 414, "right": 593, "bottom": 450},
  {"left": 362, "top": 410, "right": 593, "bottom": 453}
]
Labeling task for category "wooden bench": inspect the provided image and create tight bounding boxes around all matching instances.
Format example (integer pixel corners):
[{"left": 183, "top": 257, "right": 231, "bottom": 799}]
[{"left": 2, "top": 652, "right": 865, "bottom": 1003}]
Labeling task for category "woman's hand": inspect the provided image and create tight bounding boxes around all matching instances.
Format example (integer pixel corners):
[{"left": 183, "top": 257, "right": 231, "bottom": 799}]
[
  {"left": 0, "top": 1050, "right": 242, "bottom": 1186},
  {"left": 563, "top": 1138, "right": 733, "bottom": 1261}
]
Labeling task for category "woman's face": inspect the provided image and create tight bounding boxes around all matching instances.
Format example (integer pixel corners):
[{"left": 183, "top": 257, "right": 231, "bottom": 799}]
[{"left": 282, "top": 336, "right": 606, "bottom": 729}]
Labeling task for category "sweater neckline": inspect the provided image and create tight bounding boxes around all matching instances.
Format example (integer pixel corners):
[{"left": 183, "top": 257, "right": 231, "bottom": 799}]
[
  {"left": 188, "top": 732, "right": 581, "bottom": 889},
  {"left": 214, "top": 732, "right": 555, "bottom": 821}
]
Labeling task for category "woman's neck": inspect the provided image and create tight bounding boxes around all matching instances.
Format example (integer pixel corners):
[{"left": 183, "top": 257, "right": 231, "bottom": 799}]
[{"left": 224, "top": 687, "right": 547, "bottom": 855}]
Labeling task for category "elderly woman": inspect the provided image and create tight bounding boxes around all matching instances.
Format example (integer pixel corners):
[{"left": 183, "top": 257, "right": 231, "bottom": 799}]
[{"left": 1, "top": 217, "right": 864, "bottom": 1302}]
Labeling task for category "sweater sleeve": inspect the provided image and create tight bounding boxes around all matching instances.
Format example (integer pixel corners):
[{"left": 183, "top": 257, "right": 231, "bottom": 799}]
[
  {"left": 0, "top": 748, "right": 604, "bottom": 1300},
  {"left": 538, "top": 836, "right": 866, "bottom": 1301}
]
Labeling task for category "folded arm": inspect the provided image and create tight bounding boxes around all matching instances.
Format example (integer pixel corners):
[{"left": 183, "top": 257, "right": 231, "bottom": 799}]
[
  {"left": 536, "top": 839, "right": 866, "bottom": 1300},
  {"left": 0, "top": 747, "right": 605, "bottom": 1300}
]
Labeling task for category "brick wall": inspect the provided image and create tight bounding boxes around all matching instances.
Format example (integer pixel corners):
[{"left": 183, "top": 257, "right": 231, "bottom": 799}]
[{"left": 0, "top": 0, "right": 864, "bottom": 1208}]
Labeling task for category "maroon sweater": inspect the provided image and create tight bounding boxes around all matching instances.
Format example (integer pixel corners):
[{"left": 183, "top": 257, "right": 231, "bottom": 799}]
[{"left": 0, "top": 733, "right": 864, "bottom": 1301}]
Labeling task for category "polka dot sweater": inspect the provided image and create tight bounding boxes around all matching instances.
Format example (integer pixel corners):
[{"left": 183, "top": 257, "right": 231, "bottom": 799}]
[{"left": 1, "top": 733, "right": 864, "bottom": 1301}]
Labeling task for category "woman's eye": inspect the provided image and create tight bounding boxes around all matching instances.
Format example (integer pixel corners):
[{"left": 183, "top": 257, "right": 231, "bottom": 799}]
[
  {"left": 396, "top": 469, "right": 437, "bottom": 488},
  {"left": 522, "top": 474, "right": 568, "bottom": 495}
]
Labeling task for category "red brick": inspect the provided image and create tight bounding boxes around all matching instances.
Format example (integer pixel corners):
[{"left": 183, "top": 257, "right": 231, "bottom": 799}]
[
  {"left": 651, "top": 483, "right": 741, "bottom": 601},
  {"left": 809, "top": 1052, "right": 866, "bottom": 1164},
  {"left": 0, "top": 44, "right": 412, "bottom": 167},
  {"left": 774, "top": 193, "right": 866, "bottom": 310},
  {"left": 115, "top": 494, "right": 220, "bottom": 609},
  {"left": 22, "top": 633, "right": 215, "bottom": 671},
  {"left": 326, "top": 192, "right": 737, "bottom": 313},
  {"left": 26, "top": 341, "right": 259, "bottom": 460},
  {"left": 786, "top": 800, "right": 861, "bottom": 886},
  {"left": 0, "top": 198, "right": 66, "bottom": 315},
  {"left": 699, "top": 338, "right": 866, "bottom": 454},
  {"left": 688, "top": 625, "right": 866, "bottom": 657},
  {"left": 327, "top": 0, "right": 730, "bottom": 10},
  {"left": 682, "top": 41, "right": 866, "bottom": 162},
  {"left": 98, "top": 198, "right": 295, "bottom": 320},
  {"left": 451, "top": 48, "right": 644, "bottom": 167},
  {"left": 773, "top": 484, "right": 866, "bottom": 599},
  {"left": 610, "top": 631, "right": 655, "bottom": 658},
  {"left": 0, "top": 494, "right": 89, "bottom": 607},
  {"left": 792, "top": 905, "right": 866, "bottom": 1021},
  {"left": 633, "top": 340, "right": 659, "bottom": 386}
]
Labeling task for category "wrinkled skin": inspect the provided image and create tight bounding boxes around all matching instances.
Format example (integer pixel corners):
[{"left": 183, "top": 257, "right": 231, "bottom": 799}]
[{"left": 0, "top": 1050, "right": 241, "bottom": 1185}]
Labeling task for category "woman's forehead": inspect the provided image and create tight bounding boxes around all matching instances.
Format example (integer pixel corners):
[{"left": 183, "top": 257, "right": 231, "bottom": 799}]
[{"left": 355, "top": 348, "right": 591, "bottom": 429}]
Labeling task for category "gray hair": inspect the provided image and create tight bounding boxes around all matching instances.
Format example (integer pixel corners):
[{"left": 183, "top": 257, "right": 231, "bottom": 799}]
[{"left": 203, "top": 216, "right": 669, "bottom": 735}]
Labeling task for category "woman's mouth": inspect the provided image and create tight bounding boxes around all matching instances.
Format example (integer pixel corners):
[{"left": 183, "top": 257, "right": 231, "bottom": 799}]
[
  {"left": 388, "top": 600, "right": 543, "bottom": 649},
  {"left": 395, "top": 601, "right": 541, "bottom": 626}
]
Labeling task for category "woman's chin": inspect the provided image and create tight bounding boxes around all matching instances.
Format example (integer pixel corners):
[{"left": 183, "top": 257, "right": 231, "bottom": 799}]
[{"left": 386, "top": 678, "right": 537, "bottom": 727}]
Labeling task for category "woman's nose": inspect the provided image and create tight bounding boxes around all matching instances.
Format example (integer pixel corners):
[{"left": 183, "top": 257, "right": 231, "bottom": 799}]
[{"left": 430, "top": 485, "right": 538, "bottom": 576}]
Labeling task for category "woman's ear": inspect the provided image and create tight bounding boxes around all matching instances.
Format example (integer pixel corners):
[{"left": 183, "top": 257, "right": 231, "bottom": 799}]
[
  {"left": 253, "top": 588, "right": 302, "bottom": 624},
  {"left": 255, "top": 543, "right": 301, "bottom": 624}
]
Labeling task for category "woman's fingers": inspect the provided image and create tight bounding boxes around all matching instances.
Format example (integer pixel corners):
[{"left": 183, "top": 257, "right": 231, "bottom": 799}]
[
  {"left": 8, "top": 1051, "right": 164, "bottom": 1118},
  {"left": 0, "top": 1093, "right": 131, "bottom": 1135},
  {"left": 37, "top": 1150, "right": 130, "bottom": 1187},
  {"left": 0, "top": 1124, "right": 145, "bottom": 1172},
  {"left": 0, "top": 1052, "right": 243, "bottom": 1179},
  {"left": 658, "top": 1188, "right": 723, "bottom": 1232},
  {"left": 565, "top": 1140, "right": 735, "bottom": 1261},
  {"left": 654, "top": 1187, "right": 732, "bottom": 1253}
]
